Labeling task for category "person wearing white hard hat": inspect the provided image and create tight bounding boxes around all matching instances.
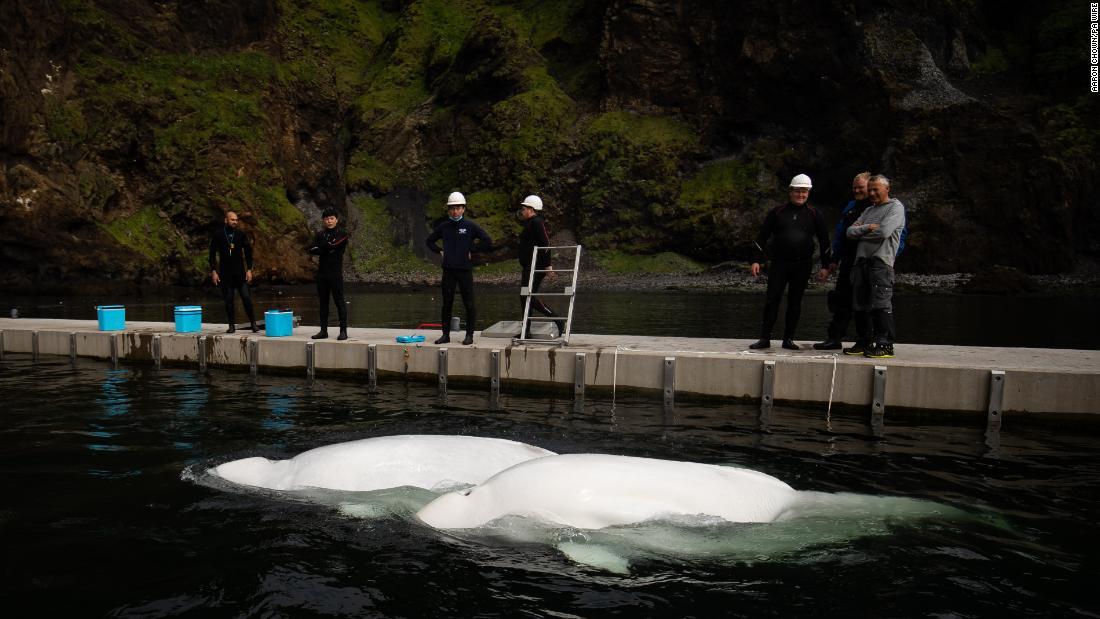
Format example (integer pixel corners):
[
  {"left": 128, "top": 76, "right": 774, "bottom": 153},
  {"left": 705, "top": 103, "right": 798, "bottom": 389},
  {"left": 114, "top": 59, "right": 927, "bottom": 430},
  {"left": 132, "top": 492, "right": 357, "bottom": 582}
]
[
  {"left": 425, "top": 191, "right": 493, "bottom": 345},
  {"left": 748, "top": 173, "right": 831, "bottom": 350},
  {"left": 516, "top": 194, "right": 557, "bottom": 327}
]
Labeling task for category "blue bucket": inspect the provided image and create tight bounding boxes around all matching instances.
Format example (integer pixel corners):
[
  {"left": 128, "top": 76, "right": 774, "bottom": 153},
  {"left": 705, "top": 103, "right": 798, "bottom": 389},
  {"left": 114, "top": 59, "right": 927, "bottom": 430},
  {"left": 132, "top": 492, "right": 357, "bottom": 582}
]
[
  {"left": 96, "top": 305, "right": 125, "bottom": 331},
  {"left": 174, "top": 306, "right": 202, "bottom": 333},
  {"left": 265, "top": 310, "right": 293, "bottom": 337}
]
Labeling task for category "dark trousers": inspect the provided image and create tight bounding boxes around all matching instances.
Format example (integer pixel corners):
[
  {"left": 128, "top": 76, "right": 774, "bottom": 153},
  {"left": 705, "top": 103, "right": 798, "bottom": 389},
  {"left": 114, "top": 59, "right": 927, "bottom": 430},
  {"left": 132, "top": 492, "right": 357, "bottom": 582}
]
[
  {"left": 317, "top": 275, "right": 347, "bottom": 329},
  {"left": 760, "top": 259, "right": 812, "bottom": 340},
  {"left": 519, "top": 266, "right": 554, "bottom": 316},
  {"left": 851, "top": 258, "right": 896, "bottom": 345},
  {"left": 826, "top": 263, "right": 869, "bottom": 342},
  {"left": 441, "top": 268, "right": 475, "bottom": 335},
  {"left": 219, "top": 275, "right": 255, "bottom": 326}
]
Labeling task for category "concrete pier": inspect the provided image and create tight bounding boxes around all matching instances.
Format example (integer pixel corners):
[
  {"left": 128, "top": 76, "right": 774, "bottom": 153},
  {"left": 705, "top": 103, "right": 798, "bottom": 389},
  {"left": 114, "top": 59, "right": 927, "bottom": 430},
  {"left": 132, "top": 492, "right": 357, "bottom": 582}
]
[{"left": 1, "top": 318, "right": 1097, "bottom": 417}]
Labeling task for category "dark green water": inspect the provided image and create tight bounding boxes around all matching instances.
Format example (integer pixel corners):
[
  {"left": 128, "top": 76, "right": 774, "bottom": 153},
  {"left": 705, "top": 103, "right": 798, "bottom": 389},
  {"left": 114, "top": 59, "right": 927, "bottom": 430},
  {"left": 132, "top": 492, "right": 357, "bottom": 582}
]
[
  {"left": 6, "top": 284, "right": 1100, "bottom": 348},
  {"left": 1, "top": 356, "right": 1096, "bottom": 617}
]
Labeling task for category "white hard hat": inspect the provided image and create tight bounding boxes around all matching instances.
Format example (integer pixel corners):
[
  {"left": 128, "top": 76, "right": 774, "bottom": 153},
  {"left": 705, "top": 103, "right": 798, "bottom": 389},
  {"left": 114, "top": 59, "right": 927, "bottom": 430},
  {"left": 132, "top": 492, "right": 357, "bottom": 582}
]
[
  {"left": 789, "top": 174, "right": 812, "bottom": 189},
  {"left": 520, "top": 195, "right": 543, "bottom": 210},
  {"left": 447, "top": 191, "right": 466, "bottom": 206}
]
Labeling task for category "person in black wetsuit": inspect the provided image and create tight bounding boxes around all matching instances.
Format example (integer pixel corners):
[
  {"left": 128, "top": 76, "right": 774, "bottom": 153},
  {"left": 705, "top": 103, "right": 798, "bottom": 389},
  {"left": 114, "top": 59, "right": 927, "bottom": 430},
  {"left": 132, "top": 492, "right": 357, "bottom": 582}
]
[
  {"left": 209, "top": 210, "right": 258, "bottom": 333},
  {"left": 517, "top": 195, "right": 556, "bottom": 325},
  {"left": 425, "top": 191, "right": 493, "bottom": 346},
  {"left": 748, "top": 174, "right": 831, "bottom": 350},
  {"left": 307, "top": 207, "right": 350, "bottom": 340}
]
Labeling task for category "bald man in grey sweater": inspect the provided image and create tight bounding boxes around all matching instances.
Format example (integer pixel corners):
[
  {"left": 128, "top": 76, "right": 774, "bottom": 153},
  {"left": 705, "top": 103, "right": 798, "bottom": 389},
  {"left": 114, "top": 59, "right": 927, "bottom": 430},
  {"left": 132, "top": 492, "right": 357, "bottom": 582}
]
[{"left": 846, "top": 175, "right": 906, "bottom": 358}]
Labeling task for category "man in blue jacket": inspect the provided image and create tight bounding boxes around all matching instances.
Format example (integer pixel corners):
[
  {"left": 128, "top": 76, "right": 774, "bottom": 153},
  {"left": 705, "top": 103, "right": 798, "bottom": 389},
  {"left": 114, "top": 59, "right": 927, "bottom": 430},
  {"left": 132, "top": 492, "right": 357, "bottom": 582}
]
[{"left": 425, "top": 192, "right": 493, "bottom": 345}]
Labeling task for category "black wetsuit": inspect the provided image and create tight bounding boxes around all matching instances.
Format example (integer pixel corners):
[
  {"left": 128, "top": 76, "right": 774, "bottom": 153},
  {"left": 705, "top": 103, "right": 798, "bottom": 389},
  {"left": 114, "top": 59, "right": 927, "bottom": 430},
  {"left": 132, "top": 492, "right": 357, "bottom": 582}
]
[
  {"left": 425, "top": 217, "right": 492, "bottom": 336},
  {"left": 308, "top": 228, "right": 350, "bottom": 330},
  {"left": 753, "top": 202, "right": 831, "bottom": 340},
  {"left": 518, "top": 214, "right": 554, "bottom": 317},
  {"left": 209, "top": 226, "right": 256, "bottom": 327}
]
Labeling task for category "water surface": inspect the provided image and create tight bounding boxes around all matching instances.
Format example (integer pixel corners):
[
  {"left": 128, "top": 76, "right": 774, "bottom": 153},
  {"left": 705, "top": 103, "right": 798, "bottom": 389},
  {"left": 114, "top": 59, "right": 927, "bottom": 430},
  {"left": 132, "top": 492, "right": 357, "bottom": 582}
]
[{"left": 0, "top": 357, "right": 1096, "bottom": 617}]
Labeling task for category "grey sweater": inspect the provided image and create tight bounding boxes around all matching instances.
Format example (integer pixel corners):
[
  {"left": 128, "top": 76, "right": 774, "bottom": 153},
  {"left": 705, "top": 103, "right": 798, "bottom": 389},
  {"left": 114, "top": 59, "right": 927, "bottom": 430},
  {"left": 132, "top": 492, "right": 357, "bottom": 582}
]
[{"left": 846, "top": 198, "right": 906, "bottom": 267}]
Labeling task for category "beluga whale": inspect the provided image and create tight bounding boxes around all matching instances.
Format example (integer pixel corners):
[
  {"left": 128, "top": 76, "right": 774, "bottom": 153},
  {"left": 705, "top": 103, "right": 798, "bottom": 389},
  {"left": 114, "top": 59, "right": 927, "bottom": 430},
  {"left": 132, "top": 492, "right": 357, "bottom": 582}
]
[
  {"left": 416, "top": 453, "right": 799, "bottom": 529},
  {"left": 210, "top": 434, "right": 556, "bottom": 492}
]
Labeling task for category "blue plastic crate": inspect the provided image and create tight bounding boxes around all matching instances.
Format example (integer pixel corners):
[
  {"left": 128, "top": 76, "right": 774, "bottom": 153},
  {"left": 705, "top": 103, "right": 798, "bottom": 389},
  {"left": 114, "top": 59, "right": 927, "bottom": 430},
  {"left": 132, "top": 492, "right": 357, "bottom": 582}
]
[
  {"left": 265, "top": 310, "right": 293, "bottom": 337},
  {"left": 96, "top": 305, "right": 125, "bottom": 331},
  {"left": 174, "top": 306, "right": 202, "bottom": 333}
]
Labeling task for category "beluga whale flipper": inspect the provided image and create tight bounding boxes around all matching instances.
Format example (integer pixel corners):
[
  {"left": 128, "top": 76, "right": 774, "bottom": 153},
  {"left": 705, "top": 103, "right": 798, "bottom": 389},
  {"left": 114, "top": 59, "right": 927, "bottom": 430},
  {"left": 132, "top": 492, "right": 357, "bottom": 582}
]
[
  {"left": 416, "top": 453, "right": 799, "bottom": 529},
  {"left": 211, "top": 435, "right": 556, "bottom": 492}
]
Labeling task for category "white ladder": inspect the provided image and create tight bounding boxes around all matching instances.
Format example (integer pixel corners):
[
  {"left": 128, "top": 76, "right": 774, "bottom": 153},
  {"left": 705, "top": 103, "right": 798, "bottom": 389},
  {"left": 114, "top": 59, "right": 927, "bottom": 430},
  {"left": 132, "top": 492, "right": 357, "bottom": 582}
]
[{"left": 516, "top": 245, "right": 582, "bottom": 346}]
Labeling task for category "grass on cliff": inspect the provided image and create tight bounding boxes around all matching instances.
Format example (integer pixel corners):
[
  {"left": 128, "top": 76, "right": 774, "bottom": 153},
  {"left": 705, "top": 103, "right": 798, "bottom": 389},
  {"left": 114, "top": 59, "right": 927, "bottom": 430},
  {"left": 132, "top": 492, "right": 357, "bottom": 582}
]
[
  {"left": 349, "top": 195, "right": 434, "bottom": 275},
  {"left": 590, "top": 250, "right": 705, "bottom": 274},
  {"left": 357, "top": 0, "right": 479, "bottom": 120},
  {"left": 100, "top": 205, "right": 189, "bottom": 263}
]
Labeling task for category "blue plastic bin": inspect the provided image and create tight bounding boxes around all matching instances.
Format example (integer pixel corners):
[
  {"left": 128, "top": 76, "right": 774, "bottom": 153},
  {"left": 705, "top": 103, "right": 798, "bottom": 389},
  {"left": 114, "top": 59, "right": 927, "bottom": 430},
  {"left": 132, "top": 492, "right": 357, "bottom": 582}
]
[
  {"left": 96, "top": 305, "right": 125, "bottom": 331},
  {"left": 265, "top": 310, "right": 293, "bottom": 337},
  {"left": 174, "top": 306, "right": 202, "bottom": 333}
]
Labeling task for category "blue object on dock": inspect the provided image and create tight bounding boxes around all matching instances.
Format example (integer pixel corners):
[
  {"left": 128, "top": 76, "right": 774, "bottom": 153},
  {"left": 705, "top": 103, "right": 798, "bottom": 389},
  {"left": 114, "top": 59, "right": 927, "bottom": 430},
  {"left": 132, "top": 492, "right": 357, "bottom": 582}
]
[
  {"left": 265, "top": 310, "right": 293, "bottom": 337},
  {"left": 396, "top": 335, "right": 425, "bottom": 343},
  {"left": 96, "top": 305, "right": 125, "bottom": 331},
  {"left": 174, "top": 306, "right": 202, "bottom": 333}
]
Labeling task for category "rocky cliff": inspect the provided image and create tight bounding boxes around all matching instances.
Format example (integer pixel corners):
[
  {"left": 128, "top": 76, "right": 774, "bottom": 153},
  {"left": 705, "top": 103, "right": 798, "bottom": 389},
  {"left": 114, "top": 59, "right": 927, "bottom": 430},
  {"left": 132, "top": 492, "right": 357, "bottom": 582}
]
[{"left": 1, "top": 0, "right": 1096, "bottom": 289}]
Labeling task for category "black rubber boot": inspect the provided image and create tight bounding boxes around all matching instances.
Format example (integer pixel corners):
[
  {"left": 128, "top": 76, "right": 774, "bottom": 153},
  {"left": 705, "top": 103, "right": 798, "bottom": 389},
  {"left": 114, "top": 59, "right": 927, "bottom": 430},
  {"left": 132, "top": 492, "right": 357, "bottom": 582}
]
[
  {"left": 337, "top": 328, "right": 348, "bottom": 341},
  {"left": 462, "top": 333, "right": 474, "bottom": 345},
  {"left": 749, "top": 339, "right": 771, "bottom": 350},
  {"left": 311, "top": 330, "right": 328, "bottom": 340},
  {"left": 813, "top": 339, "right": 842, "bottom": 350},
  {"left": 226, "top": 325, "right": 236, "bottom": 334},
  {"left": 781, "top": 340, "right": 800, "bottom": 350},
  {"left": 434, "top": 334, "right": 450, "bottom": 345},
  {"left": 250, "top": 322, "right": 259, "bottom": 333}
]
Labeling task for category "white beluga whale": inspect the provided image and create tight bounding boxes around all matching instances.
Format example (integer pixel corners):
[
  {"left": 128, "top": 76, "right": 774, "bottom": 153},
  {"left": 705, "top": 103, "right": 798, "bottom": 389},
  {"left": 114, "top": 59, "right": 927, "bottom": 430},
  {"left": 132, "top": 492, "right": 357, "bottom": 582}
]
[
  {"left": 210, "top": 434, "right": 556, "bottom": 492},
  {"left": 416, "top": 453, "right": 799, "bottom": 530}
]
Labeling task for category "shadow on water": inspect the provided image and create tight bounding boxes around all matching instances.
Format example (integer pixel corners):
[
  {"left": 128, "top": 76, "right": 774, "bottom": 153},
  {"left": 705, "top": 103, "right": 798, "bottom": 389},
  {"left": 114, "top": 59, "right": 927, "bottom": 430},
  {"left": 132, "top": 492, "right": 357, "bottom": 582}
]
[{"left": 0, "top": 356, "right": 1097, "bottom": 616}]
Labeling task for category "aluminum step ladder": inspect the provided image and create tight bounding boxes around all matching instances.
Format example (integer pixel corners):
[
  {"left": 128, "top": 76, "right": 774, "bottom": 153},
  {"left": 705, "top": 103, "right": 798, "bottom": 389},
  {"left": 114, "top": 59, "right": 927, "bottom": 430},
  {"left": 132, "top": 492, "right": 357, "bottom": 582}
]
[{"left": 516, "top": 245, "right": 582, "bottom": 346}]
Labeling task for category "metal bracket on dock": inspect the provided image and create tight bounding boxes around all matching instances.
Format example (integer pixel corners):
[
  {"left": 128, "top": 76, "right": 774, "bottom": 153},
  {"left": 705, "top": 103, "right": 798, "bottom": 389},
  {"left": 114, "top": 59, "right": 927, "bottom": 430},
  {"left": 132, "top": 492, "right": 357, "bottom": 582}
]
[
  {"left": 872, "top": 365, "right": 887, "bottom": 417},
  {"left": 248, "top": 339, "right": 258, "bottom": 375},
  {"left": 196, "top": 336, "right": 206, "bottom": 372},
  {"left": 663, "top": 357, "right": 676, "bottom": 409},
  {"left": 305, "top": 341, "right": 315, "bottom": 379},
  {"left": 70, "top": 332, "right": 77, "bottom": 364},
  {"left": 152, "top": 335, "right": 161, "bottom": 370},
  {"left": 32, "top": 331, "right": 39, "bottom": 364},
  {"left": 438, "top": 348, "right": 448, "bottom": 392},
  {"left": 760, "top": 360, "right": 775, "bottom": 414},
  {"left": 490, "top": 350, "right": 501, "bottom": 397},
  {"left": 110, "top": 334, "right": 120, "bottom": 369},
  {"left": 574, "top": 353, "right": 586, "bottom": 401},
  {"left": 367, "top": 344, "right": 377, "bottom": 390},
  {"left": 987, "top": 370, "right": 1006, "bottom": 426}
]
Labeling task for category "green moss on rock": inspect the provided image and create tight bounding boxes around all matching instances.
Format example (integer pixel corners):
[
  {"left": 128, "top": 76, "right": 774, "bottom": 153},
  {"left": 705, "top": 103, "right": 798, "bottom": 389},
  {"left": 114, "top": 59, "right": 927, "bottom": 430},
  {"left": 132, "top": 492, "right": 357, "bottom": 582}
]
[
  {"left": 101, "top": 205, "right": 187, "bottom": 262},
  {"left": 349, "top": 194, "right": 433, "bottom": 274},
  {"left": 590, "top": 250, "right": 705, "bottom": 274}
]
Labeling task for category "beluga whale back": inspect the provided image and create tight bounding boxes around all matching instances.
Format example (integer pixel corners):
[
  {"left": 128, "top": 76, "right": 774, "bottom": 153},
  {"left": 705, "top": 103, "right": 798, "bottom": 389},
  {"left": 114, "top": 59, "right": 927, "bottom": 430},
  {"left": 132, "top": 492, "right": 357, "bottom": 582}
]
[
  {"left": 416, "top": 453, "right": 799, "bottom": 529},
  {"left": 211, "top": 435, "right": 556, "bottom": 492}
]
